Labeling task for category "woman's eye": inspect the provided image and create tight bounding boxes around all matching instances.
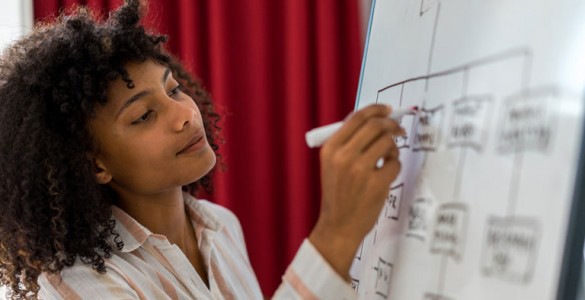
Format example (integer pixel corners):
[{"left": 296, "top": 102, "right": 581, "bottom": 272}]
[
  {"left": 131, "top": 110, "right": 153, "bottom": 124},
  {"left": 168, "top": 84, "right": 182, "bottom": 97}
]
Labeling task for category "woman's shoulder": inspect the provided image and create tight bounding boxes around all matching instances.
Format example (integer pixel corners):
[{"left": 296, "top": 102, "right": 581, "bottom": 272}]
[{"left": 37, "top": 256, "right": 141, "bottom": 299}]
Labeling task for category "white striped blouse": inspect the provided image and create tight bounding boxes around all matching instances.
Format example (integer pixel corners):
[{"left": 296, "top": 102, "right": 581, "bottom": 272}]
[{"left": 36, "top": 193, "right": 357, "bottom": 299}]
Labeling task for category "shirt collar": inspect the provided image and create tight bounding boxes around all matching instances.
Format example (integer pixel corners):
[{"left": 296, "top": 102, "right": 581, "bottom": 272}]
[{"left": 109, "top": 192, "right": 223, "bottom": 253}]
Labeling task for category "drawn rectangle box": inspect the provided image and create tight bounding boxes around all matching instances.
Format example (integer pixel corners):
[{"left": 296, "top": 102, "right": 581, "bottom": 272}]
[
  {"left": 481, "top": 216, "right": 540, "bottom": 283},
  {"left": 351, "top": 278, "right": 360, "bottom": 291},
  {"left": 430, "top": 203, "right": 468, "bottom": 261},
  {"left": 496, "top": 88, "right": 556, "bottom": 154},
  {"left": 394, "top": 115, "right": 416, "bottom": 149},
  {"left": 406, "top": 196, "right": 434, "bottom": 241},
  {"left": 385, "top": 183, "right": 404, "bottom": 220},
  {"left": 374, "top": 257, "right": 393, "bottom": 298},
  {"left": 423, "top": 292, "right": 454, "bottom": 300},
  {"left": 447, "top": 95, "right": 493, "bottom": 151},
  {"left": 413, "top": 106, "right": 445, "bottom": 151}
]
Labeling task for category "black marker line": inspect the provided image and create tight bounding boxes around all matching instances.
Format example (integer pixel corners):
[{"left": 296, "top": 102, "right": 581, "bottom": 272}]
[
  {"left": 522, "top": 50, "right": 533, "bottom": 90},
  {"left": 453, "top": 148, "right": 468, "bottom": 204},
  {"left": 437, "top": 254, "right": 448, "bottom": 294},
  {"left": 453, "top": 67, "right": 471, "bottom": 204},
  {"left": 420, "top": 1, "right": 442, "bottom": 172},
  {"left": 425, "top": 2, "right": 441, "bottom": 92},
  {"left": 505, "top": 50, "right": 532, "bottom": 217},
  {"left": 381, "top": 48, "right": 531, "bottom": 93},
  {"left": 399, "top": 83, "right": 405, "bottom": 107},
  {"left": 436, "top": 65, "right": 471, "bottom": 299},
  {"left": 507, "top": 151, "right": 524, "bottom": 217},
  {"left": 462, "top": 67, "right": 469, "bottom": 95}
]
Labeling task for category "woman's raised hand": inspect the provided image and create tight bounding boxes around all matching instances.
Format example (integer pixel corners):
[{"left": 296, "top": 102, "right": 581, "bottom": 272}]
[{"left": 309, "top": 104, "right": 404, "bottom": 280}]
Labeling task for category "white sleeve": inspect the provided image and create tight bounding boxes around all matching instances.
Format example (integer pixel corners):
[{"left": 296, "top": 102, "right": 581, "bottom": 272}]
[{"left": 272, "top": 239, "right": 357, "bottom": 300}]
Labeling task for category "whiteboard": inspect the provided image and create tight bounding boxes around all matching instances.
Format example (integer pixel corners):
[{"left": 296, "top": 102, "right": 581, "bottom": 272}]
[
  {"left": 0, "top": 0, "right": 32, "bottom": 51},
  {"left": 349, "top": 0, "right": 585, "bottom": 299}
]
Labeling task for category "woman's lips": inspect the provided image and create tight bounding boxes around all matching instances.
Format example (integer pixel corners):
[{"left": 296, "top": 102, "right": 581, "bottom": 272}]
[{"left": 177, "top": 134, "right": 205, "bottom": 155}]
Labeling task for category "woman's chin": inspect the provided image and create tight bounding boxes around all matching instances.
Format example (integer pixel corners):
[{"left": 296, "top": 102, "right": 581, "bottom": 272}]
[{"left": 186, "top": 150, "right": 217, "bottom": 184}]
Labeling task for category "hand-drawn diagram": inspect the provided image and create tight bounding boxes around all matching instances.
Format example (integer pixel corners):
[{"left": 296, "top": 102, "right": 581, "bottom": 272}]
[
  {"left": 373, "top": 258, "right": 394, "bottom": 298},
  {"left": 385, "top": 184, "right": 404, "bottom": 220},
  {"left": 448, "top": 96, "right": 492, "bottom": 151},
  {"left": 496, "top": 91, "right": 555, "bottom": 154},
  {"left": 476, "top": 87, "right": 555, "bottom": 284},
  {"left": 413, "top": 107, "right": 445, "bottom": 151},
  {"left": 348, "top": 0, "right": 583, "bottom": 299},
  {"left": 406, "top": 196, "right": 434, "bottom": 241},
  {"left": 430, "top": 203, "right": 468, "bottom": 261},
  {"left": 481, "top": 216, "right": 540, "bottom": 283}
]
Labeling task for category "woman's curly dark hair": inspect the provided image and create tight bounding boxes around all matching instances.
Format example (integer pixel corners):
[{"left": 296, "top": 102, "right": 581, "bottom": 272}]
[{"left": 0, "top": 0, "right": 221, "bottom": 298}]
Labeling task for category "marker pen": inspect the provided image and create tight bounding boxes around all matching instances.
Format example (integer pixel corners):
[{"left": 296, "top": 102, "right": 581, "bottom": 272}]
[{"left": 305, "top": 106, "right": 418, "bottom": 148}]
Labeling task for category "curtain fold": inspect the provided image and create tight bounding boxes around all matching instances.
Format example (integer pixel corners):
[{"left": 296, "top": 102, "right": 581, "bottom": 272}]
[{"left": 34, "top": 0, "right": 362, "bottom": 295}]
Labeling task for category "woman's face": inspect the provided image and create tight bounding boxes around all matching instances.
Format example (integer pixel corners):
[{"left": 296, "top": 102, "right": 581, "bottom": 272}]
[{"left": 89, "top": 60, "right": 216, "bottom": 198}]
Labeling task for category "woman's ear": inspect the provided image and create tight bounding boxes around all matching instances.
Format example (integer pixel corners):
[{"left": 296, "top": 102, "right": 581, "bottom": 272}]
[{"left": 93, "top": 157, "right": 112, "bottom": 185}]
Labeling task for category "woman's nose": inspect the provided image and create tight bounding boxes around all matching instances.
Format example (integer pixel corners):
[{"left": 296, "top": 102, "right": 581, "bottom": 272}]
[{"left": 167, "top": 100, "right": 195, "bottom": 132}]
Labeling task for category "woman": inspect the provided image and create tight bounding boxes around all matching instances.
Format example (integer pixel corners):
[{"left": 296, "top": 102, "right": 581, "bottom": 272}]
[{"left": 0, "top": 0, "right": 403, "bottom": 299}]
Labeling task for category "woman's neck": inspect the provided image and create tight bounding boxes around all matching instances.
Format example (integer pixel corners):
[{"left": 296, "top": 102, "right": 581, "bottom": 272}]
[
  {"left": 115, "top": 187, "right": 210, "bottom": 286},
  {"left": 115, "top": 187, "right": 190, "bottom": 245}
]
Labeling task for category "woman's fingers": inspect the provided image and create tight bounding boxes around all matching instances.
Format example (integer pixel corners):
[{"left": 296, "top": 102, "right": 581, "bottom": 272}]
[
  {"left": 359, "top": 131, "right": 400, "bottom": 170},
  {"left": 326, "top": 104, "right": 391, "bottom": 148},
  {"left": 343, "top": 117, "right": 402, "bottom": 154}
]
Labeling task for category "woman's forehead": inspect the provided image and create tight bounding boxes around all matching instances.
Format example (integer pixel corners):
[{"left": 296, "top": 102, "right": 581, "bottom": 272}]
[{"left": 106, "top": 60, "right": 168, "bottom": 101}]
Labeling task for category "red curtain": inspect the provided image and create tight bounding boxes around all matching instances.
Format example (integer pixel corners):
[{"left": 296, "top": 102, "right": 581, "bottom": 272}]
[{"left": 34, "top": 0, "right": 362, "bottom": 295}]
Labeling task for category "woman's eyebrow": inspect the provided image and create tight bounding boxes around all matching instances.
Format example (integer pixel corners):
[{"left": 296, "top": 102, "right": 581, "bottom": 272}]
[
  {"left": 116, "top": 89, "right": 152, "bottom": 119},
  {"left": 115, "top": 68, "right": 172, "bottom": 118},
  {"left": 162, "top": 68, "right": 171, "bottom": 84}
]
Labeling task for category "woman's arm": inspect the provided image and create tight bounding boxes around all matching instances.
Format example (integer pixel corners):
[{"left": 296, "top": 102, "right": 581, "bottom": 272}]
[{"left": 273, "top": 104, "right": 403, "bottom": 299}]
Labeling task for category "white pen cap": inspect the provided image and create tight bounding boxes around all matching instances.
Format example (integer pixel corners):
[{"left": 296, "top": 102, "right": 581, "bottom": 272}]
[{"left": 305, "top": 122, "right": 343, "bottom": 148}]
